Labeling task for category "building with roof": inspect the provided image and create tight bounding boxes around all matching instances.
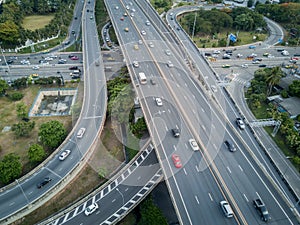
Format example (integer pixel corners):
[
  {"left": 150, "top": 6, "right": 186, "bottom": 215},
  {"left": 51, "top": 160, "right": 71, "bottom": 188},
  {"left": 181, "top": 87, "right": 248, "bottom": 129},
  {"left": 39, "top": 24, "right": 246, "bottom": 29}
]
[{"left": 278, "top": 97, "right": 300, "bottom": 119}]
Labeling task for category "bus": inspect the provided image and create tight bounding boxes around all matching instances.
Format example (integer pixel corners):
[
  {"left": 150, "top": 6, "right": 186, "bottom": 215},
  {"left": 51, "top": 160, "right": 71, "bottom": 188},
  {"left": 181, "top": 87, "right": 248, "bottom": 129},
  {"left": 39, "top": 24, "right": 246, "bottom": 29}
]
[{"left": 138, "top": 72, "right": 147, "bottom": 84}]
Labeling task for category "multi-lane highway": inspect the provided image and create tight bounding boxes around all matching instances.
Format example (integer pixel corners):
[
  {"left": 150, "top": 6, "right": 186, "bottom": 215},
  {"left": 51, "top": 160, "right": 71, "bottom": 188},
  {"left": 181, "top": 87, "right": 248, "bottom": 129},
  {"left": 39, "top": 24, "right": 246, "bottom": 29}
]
[
  {"left": 0, "top": 0, "right": 107, "bottom": 223},
  {"left": 103, "top": 1, "right": 298, "bottom": 224},
  {"left": 1, "top": 1, "right": 299, "bottom": 224}
]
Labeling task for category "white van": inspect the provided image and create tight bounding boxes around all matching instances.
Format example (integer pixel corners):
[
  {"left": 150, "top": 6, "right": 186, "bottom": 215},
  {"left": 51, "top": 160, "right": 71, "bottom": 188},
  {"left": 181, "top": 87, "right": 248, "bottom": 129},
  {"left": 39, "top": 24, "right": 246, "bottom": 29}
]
[{"left": 220, "top": 201, "right": 233, "bottom": 218}]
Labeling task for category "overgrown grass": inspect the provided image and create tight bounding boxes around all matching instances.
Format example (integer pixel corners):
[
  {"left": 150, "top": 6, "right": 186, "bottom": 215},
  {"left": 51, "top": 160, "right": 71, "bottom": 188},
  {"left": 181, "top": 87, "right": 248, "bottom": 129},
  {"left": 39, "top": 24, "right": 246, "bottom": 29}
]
[
  {"left": 22, "top": 14, "right": 55, "bottom": 31},
  {"left": 248, "top": 101, "right": 270, "bottom": 119},
  {"left": 192, "top": 31, "right": 267, "bottom": 48}
]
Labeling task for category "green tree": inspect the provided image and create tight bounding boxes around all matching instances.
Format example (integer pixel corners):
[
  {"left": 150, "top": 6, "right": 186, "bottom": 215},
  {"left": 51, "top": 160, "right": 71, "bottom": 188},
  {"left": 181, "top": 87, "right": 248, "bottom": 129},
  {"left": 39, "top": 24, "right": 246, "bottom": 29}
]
[
  {"left": 39, "top": 120, "right": 67, "bottom": 149},
  {"left": 138, "top": 196, "right": 168, "bottom": 225},
  {"left": 0, "top": 79, "right": 9, "bottom": 95},
  {"left": 28, "top": 144, "right": 45, "bottom": 163},
  {"left": 16, "top": 102, "right": 28, "bottom": 119},
  {"left": 9, "top": 92, "right": 24, "bottom": 101},
  {"left": 288, "top": 80, "right": 300, "bottom": 97},
  {"left": 130, "top": 117, "right": 148, "bottom": 138},
  {"left": 0, "top": 20, "right": 20, "bottom": 45},
  {"left": 0, "top": 153, "right": 22, "bottom": 184},
  {"left": 265, "top": 66, "right": 283, "bottom": 96},
  {"left": 12, "top": 121, "right": 35, "bottom": 137}
]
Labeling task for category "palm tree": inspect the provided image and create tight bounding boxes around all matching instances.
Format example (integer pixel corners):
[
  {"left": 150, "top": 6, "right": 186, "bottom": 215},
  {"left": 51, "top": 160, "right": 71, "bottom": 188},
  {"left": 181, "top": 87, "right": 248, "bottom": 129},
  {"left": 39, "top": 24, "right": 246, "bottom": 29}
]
[{"left": 265, "top": 66, "right": 283, "bottom": 96}]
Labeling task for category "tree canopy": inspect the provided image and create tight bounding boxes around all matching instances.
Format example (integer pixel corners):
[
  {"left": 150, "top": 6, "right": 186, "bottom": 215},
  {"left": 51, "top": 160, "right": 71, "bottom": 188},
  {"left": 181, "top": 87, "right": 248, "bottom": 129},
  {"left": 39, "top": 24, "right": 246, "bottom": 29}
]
[
  {"left": 0, "top": 79, "right": 9, "bottom": 96},
  {"left": 181, "top": 7, "right": 266, "bottom": 37},
  {"left": 39, "top": 120, "right": 67, "bottom": 149},
  {"left": 0, "top": 153, "right": 22, "bottom": 185},
  {"left": 28, "top": 144, "right": 46, "bottom": 163},
  {"left": 289, "top": 80, "right": 300, "bottom": 97}
]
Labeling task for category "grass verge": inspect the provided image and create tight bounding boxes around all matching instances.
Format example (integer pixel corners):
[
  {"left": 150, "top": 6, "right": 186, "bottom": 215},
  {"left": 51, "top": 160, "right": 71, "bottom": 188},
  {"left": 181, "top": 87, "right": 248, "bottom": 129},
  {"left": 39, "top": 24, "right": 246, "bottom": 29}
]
[{"left": 22, "top": 15, "right": 55, "bottom": 31}]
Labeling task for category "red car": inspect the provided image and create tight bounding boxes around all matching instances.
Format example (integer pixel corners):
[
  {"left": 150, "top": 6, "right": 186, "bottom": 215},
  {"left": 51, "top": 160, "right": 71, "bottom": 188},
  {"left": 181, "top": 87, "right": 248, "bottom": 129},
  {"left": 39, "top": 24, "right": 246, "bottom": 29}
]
[
  {"left": 172, "top": 154, "right": 182, "bottom": 168},
  {"left": 70, "top": 56, "right": 79, "bottom": 60}
]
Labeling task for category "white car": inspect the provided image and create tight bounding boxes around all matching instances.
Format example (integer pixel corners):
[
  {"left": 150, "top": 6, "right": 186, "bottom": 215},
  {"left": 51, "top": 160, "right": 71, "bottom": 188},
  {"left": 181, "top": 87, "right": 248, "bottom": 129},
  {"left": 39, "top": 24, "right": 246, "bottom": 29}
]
[
  {"left": 241, "top": 64, "right": 248, "bottom": 68},
  {"left": 189, "top": 139, "right": 199, "bottom": 151},
  {"left": 155, "top": 97, "right": 163, "bottom": 106},
  {"left": 213, "top": 50, "right": 221, "bottom": 54},
  {"left": 77, "top": 127, "right": 86, "bottom": 138},
  {"left": 133, "top": 61, "right": 139, "bottom": 68},
  {"left": 165, "top": 49, "right": 171, "bottom": 56},
  {"left": 148, "top": 42, "right": 154, "bottom": 48},
  {"left": 145, "top": 20, "right": 150, "bottom": 26},
  {"left": 59, "top": 150, "right": 71, "bottom": 161},
  {"left": 32, "top": 65, "right": 40, "bottom": 70},
  {"left": 141, "top": 30, "right": 146, "bottom": 36},
  {"left": 44, "top": 57, "right": 53, "bottom": 61},
  {"left": 84, "top": 202, "right": 99, "bottom": 216},
  {"left": 211, "top": 85, "right": 217, "bottom": 93},
  {"left": 167, "top": 61, "right": 174, "bottom": 67}
]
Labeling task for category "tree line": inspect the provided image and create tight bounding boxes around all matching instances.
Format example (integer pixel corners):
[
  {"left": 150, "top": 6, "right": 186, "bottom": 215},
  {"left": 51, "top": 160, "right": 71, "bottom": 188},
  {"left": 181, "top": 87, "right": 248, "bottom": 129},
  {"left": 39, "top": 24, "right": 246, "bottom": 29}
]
[
  {"left": 0, "top": 0, "right": 76, "bottom": 48},
  {"left": 180, "top": 7, "right": 267, "bottom": 37},
  {"left": 255, "top": 2, "right": 300, "bottom": 45}
]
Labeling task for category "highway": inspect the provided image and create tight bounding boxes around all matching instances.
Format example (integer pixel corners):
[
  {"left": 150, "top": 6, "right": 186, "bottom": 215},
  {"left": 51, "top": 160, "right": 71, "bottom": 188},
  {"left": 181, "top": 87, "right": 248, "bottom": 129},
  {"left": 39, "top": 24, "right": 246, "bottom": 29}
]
[
  {"left": 103, "top": 1, "right": 298, "bottom": 224},
  {"left": 41, "top": 143, "right": 162, "bottom": 225},
  {"left": 1, "top": 1, "right": 299, "bottom": 225},
  {"left": 0, "top": 0, "right": 107, "bottom": 223}
]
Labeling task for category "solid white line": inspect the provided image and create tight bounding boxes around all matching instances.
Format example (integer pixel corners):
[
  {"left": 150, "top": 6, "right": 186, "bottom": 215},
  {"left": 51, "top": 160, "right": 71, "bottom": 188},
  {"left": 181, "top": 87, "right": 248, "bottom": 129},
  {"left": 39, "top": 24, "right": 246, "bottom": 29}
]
[
  {"left": 195, "top": 165, "right": 199, "bottom": 172},
  {"left": 112, "top": 199, "right": 116, "bottom": 203}
]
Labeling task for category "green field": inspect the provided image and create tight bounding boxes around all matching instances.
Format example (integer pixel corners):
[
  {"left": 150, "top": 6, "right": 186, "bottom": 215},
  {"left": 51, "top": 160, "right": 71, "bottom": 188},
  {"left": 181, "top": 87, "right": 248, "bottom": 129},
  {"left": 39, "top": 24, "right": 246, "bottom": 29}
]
[{"left": 22, "top": 14, "right": 55, "bottom": 31}]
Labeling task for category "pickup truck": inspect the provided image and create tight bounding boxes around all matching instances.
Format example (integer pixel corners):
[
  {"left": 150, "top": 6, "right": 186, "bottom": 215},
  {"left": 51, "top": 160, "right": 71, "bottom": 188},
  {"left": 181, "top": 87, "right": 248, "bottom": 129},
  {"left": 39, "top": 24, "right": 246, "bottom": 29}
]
[
  {"left": 236, "top": 118, "right": 245, "bottom": 130},
  {"left": 253, "top": 198, "right": 270, "bottom": 222}
]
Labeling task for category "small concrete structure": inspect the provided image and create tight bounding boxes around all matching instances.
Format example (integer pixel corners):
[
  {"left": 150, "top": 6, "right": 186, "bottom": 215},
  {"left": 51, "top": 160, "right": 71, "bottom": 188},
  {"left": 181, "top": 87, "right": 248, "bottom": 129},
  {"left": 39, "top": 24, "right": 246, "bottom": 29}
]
[{"left": 29, "top": 88, "right": 77, "bottom": 117}]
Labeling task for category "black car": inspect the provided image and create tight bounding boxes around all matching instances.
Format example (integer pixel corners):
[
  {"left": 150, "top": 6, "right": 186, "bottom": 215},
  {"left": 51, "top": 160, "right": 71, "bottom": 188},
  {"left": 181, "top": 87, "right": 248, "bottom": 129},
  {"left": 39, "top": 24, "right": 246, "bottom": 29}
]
[
  {"left": 37, "top": 177, "right": 52, "bottom": 189},
  {"left": 224, "top": 140, "right": 236, "bottom": 152},
  {"left": 69, "top": 66, "right": 79, "bottom": 70},
  {"left": 68, "top": 54, "right": 75, "bottom": 58},
  {"left": 259, "top": 64, "right": 267, "bottom": 67},
  {"left": 7, "top": 59, "right": 14, "bottom": 64},
  {"left": 172, "top": 128, "right": 180, "bottom": 138}
]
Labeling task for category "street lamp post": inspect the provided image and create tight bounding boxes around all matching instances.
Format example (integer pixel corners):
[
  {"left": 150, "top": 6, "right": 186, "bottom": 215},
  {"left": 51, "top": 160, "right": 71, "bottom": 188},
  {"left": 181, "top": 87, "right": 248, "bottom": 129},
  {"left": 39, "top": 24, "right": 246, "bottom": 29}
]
[{"left": 116, "top": 188, "right": 124, "bottom": 206}]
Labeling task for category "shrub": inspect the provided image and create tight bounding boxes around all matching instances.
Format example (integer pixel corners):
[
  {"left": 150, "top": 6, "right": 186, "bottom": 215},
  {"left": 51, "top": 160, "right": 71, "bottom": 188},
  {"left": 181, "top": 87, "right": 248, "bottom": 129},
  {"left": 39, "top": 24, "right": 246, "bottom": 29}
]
[{"left": 9, "top": 92, "right": 24, "bottom": 101}]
